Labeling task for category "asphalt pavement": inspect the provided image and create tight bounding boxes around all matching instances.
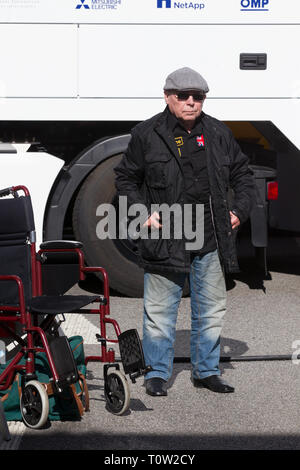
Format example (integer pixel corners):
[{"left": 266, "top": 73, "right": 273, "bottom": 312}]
[{"left": 1, "top": 231, "right": 300, "bottom": 453}]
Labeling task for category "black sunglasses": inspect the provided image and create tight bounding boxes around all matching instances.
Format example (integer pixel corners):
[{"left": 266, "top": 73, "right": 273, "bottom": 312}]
[{"left": 175, "top": 92, "right": 205, "bottom": 102}]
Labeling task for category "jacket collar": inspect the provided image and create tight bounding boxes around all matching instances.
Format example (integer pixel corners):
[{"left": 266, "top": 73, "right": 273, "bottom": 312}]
[{"left": 154, "top": 107, "right": 207, "bottom": 164}]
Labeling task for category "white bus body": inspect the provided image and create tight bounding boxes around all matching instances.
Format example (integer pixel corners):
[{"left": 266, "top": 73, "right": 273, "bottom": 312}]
[{"left": 0, "top": 0, "right": 299, "bottom": 296}]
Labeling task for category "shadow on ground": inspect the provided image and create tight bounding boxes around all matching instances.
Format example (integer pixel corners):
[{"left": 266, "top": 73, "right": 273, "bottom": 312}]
[{"left": 18, "top": 430, "right": 300, "bottom": 450}]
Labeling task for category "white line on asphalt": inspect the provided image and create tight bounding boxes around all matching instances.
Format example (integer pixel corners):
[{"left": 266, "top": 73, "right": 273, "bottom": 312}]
[{"left": 60, "top": 313, "right": 100, "bottom": 344}]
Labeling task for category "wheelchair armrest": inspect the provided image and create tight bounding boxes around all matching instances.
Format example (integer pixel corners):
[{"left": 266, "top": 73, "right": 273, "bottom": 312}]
[
  {"left": 0, "top": 275, "right": 26, "bottom": 312},
  {"left": 37, "top": 241, "right": 87, "bottom": 288},
  {"left": 40, "top": 240, "right": 83, "bottom": 250}
]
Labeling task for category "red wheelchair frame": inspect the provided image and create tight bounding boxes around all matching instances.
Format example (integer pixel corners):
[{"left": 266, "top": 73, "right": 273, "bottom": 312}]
[{"left": 0, "top": 185, "right": 127, "bottom": 425}]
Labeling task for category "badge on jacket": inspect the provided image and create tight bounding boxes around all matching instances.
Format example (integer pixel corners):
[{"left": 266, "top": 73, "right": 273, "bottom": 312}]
[
  {"left": 175, "top": 136, "right": 184, "bottom": 157},
  {"left": 196, "top": 135, "right": 205, "bottom": 147}
]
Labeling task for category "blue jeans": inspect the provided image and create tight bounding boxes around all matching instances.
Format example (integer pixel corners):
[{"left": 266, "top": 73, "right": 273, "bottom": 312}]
[{"left": 143, "top": 249, "right": 226, "bottom": 381}]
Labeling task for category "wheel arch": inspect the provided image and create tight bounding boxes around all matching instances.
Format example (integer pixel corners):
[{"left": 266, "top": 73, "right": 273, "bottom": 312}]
[{"left": 43, "top": 134, "right": 131, "bottom": 241}]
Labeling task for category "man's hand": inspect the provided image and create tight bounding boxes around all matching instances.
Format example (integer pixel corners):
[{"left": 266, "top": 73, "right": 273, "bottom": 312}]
[
  {"left": 143, "top": 211, "right": 162, "bottom": 229},
  {"left": 230, "top": 211, "right": 240, "bottom": 230}
]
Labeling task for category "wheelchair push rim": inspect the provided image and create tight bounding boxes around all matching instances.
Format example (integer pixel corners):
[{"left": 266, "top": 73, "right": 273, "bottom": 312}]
[
  {"left": 20, "top": 380, "right": 49, "bottom": 429},
  {"left": 104, "top": 370, "right": 130, "bottom": 416}
]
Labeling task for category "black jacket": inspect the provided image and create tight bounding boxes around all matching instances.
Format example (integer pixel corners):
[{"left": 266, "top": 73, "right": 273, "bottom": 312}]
[{"left": 114, "top": 108, "right": 255, "bottom": 274}]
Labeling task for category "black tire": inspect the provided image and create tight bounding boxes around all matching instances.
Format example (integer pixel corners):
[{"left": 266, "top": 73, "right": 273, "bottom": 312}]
[
  {"left": 104, "top": 370, "right": 130, "bottom": 416},
  {"left": 20, "top": 380, "right": 49, "bottom": 429},
  {"left": 72, "top": 155, "right": 144, "bottom": 297}
]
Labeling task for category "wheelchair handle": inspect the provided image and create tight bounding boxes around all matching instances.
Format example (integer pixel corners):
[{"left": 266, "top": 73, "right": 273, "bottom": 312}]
[
  {"left": 0, "top": 187, "right": 13, "bottom": 198},
  {"left": 0, "top": 185, "right": 29, "bottom": 198}
]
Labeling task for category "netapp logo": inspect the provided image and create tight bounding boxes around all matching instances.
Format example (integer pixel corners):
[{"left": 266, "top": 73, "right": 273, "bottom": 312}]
[
  {"left": 157, "top": 0, "right": 171, "bottom": 6},
  {"left": 240, "top": 0, "right": 269, "bottom": 11},
  {"left": 157, "top": 0, "right": 205, "bottom": 9}
]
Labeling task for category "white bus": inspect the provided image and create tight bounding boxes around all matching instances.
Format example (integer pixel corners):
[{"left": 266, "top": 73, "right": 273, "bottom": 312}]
[{"left": 0, "top": 0, "right": 299, "bottom": 296}]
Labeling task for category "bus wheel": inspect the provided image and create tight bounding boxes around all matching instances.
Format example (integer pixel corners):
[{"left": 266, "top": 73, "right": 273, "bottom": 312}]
[{"left": 72, "top": 155, "right": 144, "bottom": 297}]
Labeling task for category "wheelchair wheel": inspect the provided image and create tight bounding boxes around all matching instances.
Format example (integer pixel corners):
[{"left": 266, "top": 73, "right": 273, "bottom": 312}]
[
  {"left": 20, "top": 380, "right": 49, "bottom": 429},
  {"left": 104, "top": 370, "right": 130, "bottom": 416}
]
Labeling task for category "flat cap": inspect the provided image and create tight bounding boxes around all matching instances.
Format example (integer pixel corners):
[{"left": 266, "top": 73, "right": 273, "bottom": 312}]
[{"left": 163, "top": 67, "right": 209, "bottom": 93}]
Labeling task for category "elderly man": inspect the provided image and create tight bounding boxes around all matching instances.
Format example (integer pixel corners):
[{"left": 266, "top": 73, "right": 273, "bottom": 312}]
[{"left": 114, "top": 67, "right": 254, "bottom": 396}]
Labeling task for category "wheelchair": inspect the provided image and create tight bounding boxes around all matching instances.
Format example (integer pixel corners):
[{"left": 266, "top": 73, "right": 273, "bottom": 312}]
[{"left": 0, "top": 185, "right": 150, "bottom": 428}]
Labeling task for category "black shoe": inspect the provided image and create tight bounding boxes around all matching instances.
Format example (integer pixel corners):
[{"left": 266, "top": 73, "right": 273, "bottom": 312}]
[
  {"left": 145, "top": 378, "right": 168, "bottom": 396},
  {"left": 192, "top": 375, "right": 234, "bottom": 393}
]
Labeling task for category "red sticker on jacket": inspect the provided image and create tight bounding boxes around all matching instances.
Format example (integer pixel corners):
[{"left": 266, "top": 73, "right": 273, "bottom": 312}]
[{"left": 196, "top": 135, "right": 205, "bottom": 147}]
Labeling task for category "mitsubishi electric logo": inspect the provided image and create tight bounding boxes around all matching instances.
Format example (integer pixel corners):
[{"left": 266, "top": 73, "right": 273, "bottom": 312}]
[
  {"left": 76, "top": 0, "right": 89, "bottom": 8},
  {"left": 157, "top": 0, "right": 205, "bottom": 9},
  {"left": 76, "top": 0, "right": 122, "bottom": 10}
]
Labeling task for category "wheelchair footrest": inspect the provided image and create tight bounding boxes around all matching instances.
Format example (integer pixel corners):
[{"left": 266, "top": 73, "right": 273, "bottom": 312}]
[
  {"left": 118, "top": 329, "right": 152, "bottom": 382},
  {"left": 48, "top": 336, "right": 79, "bottom": 387}
]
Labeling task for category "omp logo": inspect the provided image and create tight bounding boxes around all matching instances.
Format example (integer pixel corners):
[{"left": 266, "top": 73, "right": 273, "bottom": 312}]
[
  {"left": 76, "top": 0, "right": 90, "bottom": 8},
  {"left": 240, "top": 0, "right": 269, "bottom": 11},
  {"left": 157, "top": 0, "right": 171, "bottom": 6}
]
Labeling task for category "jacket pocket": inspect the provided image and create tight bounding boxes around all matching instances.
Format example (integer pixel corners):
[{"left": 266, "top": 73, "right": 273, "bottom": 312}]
[
  {"left": 220, "top": 155, "right": 230, "bottom": 184},
  {"left": 140, "top": 237, "right": 170, "bottom": 262},
  {"left": 221, "top": 155, "right": 230, "bottom": 166},
  {"left": 145, "top": 153, "right": 172, "bottom": 189}
]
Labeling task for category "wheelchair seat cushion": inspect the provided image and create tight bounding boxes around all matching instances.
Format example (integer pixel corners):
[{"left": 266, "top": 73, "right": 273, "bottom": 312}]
[{"left": 28, "top": 295, "right": 101, "bottom": 314}]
